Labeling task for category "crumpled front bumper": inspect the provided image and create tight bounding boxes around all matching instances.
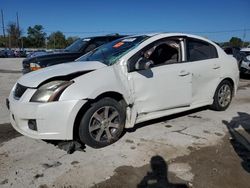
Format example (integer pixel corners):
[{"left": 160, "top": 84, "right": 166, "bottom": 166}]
[{"left": 7, "top": 88, "right": 87, "bottom": 140}]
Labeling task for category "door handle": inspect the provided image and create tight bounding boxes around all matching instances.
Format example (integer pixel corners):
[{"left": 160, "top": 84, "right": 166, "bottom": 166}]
[
  {"left": 179, "top": 70, "right": 190, "bottom": 76},
  {"left": 213, "top": 65, "right": 221, "bottom": 69}
]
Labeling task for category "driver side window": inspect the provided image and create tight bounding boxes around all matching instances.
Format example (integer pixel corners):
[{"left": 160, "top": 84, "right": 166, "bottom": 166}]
[{"left": 127, "top": 38, "right": 182, "bottom": 72}]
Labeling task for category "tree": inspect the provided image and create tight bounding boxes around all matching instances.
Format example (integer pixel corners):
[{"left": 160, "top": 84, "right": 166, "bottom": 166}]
[
  {"left": 27, "top": 25, "right": 46, "bottom": 48},
  {"left": 0, "top": 35, "right": 6, "bottom": 47},
  {"left": 6, "top": 22, "right": 22, "bottom": 48},
  {"left": 47, "top": 31, "right": 67, "bottom": 49},
  {"left": 229, "top": 37, "right": 243, "bottom": 47}
]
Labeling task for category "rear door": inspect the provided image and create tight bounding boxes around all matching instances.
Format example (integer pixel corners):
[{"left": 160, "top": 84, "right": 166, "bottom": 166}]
[{"left": 185, "top": 38, "right": 220, "bottom": 104}]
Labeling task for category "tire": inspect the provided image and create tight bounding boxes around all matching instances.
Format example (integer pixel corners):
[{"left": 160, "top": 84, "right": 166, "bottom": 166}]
[
  {"left": 78, "top": 97, "right": 126, "bottom": 148},
  {"left": 211, "top": 80, "right": 233, "bottom": 111}
]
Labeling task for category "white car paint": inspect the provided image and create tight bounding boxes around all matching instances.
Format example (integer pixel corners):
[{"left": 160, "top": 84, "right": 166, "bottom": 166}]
[{"left": 8, "top": 33, "right": 239, "bottom": 140}]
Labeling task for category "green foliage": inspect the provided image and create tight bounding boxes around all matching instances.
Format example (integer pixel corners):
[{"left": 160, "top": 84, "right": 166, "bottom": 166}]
[
  {"left": 47, "top": 31, "right": 67, "bottom": 49},
  {"left": 27, "top": 25, "right": 46, "bottom": 48},
  {"left": 229, "top": 37, "right": 243, "bottom": 47},
  {"left": 6, "top": 22, "right": 22, "bottom": 48},
  {"left": 0, "top": 35, "right": 6, "bottom": 47}
]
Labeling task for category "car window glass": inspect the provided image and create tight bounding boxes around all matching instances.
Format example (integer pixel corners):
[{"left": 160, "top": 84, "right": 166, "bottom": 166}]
[
  {"left": 77, "top": 36, "right": 148, "bottom": 65},
  {"left": 64, "top": 39, "right": 89, "bottom": 52},
  {"left": 84, "top": 38, "right": 108, "bottom": 53},
  {"left": 85, "top": 43, "right": 97, "bottom": 53},
  {"left": 94, "top": 38, "right": 108, "bottom": 46},
  {"left": 128, "top": 38, "right": 181, "bottom": 72},
  {"left": 187, "top": 39, "right": 218, "bottom": 61}
]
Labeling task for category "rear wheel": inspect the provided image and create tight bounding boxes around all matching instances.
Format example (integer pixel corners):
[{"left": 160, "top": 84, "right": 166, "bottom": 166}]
[
  {"left": 78, "top": 97, "right": 126, "bottom": 148},
  {"left": 211, "top": 80, "right": 233, "bottom": 111}
]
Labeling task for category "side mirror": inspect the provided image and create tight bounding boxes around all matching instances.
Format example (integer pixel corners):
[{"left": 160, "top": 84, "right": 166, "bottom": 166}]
[{"left": 135, "top": 57, "right": 154, "bottom": 71}]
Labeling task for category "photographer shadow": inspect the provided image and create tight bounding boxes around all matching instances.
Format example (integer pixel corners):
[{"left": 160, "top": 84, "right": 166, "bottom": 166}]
[
  {"left": 223, "top": 112, "right": 250, "bottom": 173},
  {"left": 138, "top": 155, "right": 187, "bottom": 188}
]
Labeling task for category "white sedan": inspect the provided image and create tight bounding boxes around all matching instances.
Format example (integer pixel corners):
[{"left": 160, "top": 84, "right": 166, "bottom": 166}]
[{"left": 7, "top": 33, "right": 239, "bottom": 148}]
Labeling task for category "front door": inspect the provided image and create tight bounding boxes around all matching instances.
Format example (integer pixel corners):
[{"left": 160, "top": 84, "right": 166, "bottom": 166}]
[
  {"left": 128, "top": 38, "right": 192, "bottom": 115},
  {"left": 130, "top": 63, "right": 192, "bottom": 115}
]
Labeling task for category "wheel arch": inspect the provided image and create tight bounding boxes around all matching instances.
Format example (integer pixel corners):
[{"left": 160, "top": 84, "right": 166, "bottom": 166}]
[
  {"left": 72, "top": 91, "right": 127, "bottom": 140},
  {"left": 212, "top": 77, "right": 235, "bottom": 101},
  {"left": 221, "top": 77, "right": 235, "bottom": 96}
]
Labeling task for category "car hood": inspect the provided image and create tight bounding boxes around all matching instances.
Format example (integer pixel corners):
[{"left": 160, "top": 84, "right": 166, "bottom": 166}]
[
  {"left": 18, "top": 61, "right": 107, "bottom": 88},
  {"left": 23, "top": 52, "right": 81, "bottom": 66}
]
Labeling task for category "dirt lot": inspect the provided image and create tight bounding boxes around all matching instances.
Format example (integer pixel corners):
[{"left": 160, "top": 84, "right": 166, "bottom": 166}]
[{"left": 0, "top": 58, "right": 250, "bottom": 188}]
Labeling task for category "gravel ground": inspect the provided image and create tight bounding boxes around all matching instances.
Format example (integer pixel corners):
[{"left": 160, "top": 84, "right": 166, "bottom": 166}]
[{"left": 0, "top": 58, "right": 249, "bottom": 188}]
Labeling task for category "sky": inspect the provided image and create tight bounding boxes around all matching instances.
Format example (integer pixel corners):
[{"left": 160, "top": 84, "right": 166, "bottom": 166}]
[{"left": 0, "top": 0, "right": 250, "bottom": 42}]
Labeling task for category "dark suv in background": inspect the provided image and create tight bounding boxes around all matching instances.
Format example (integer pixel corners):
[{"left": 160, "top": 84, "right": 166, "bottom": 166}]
[{"left": 22, "top": 34, "right": 125, "bottom": 74}]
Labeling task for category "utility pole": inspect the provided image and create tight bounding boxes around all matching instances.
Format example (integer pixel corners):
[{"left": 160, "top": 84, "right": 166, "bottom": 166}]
[
  {"left": 16, "top": 12, "right": 19, "bottom": 29},
  {"left": 1, "top": 9, "right": 6, "bottom": 47},
  {"left": 242, "top": 28, "right": 246, "bottom": 48},
  {"left": 54, "top": 34, "right": 56, "bottom": 49},
  {"left": 16, "top": 12, "right": 20, "bottom": 49}
]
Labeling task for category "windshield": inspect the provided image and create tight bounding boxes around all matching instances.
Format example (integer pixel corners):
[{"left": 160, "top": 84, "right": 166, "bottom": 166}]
[
  {"left": 77, "top": 36, "right": 149, "bottom": 65},
  {"left": 65, "top": 38, "right": 90, "bottom": 52}
]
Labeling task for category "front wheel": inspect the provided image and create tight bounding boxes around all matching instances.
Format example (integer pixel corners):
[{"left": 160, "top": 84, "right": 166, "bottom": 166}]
[
  {"left": 78, "top": 97, "right": 126, "bottom": 148},
  {"left": 211, "top": 80, "right": 233, "bottom": 111}
]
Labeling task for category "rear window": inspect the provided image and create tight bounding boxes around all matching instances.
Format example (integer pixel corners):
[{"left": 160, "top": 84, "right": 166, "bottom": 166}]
[{"left": 187, "top": 39, "right": 218, "bottom": 61}]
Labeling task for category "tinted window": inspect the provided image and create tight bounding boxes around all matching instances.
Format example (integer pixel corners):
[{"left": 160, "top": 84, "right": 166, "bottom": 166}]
[
  {"left": 224, "top": 48, "right": 233, "bottom": 55},
  {"left": 93, "top": 38, "right": 108, "bottom": 46},
  {"left": 64, "top": 38, "right": 89, "bottom": 52},
  {"left": 187, "top": 39, "right": 218, "bottom": 61},
  {"left": 84, "top": 38, "right": 108, "bottom": 53}
]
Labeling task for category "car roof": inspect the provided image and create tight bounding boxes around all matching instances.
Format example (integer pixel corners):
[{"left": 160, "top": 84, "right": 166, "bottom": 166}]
[
  {"left": 129, "top": 32, "right": 213, "bottom": 41},
  {"left": 82, "top": 34, "right": 126, "bottom": 40}
]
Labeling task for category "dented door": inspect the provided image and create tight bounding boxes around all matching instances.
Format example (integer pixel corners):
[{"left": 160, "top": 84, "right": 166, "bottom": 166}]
[{"left": 130, "top": 63, "right": 192, "bottom": 115}]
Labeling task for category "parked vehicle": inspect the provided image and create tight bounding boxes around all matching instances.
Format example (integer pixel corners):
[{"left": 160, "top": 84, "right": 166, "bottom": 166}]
[
  {"left": 223, "top": 46, "right": 242, "bottom": 62},
  {"left": 239, "top": 48, "right": 250, "bottom": 74},
  {"left": 27, "top": 50, "right": 47, "bottom": 58},
  {"left": 0, "top": 49, "right": 8, "bottom": 57},
  {"left": 22, "top": 34, "right": 125, "bottom": 74},
  {"left": 0, "top": 49, "right": 15, "bottom": 58},
  {"left": 7, "top": 33, "right": 239, "bottom": 148},
  {"left": 13, "top": 50, "right": 27, "bottom": 58}
]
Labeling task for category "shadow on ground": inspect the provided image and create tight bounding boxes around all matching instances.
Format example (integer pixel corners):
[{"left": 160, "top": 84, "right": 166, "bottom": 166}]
[
  {"left": 0, "top": 123, "right": 21, "bottom": 144},
  {"left": 92, "top": 155, "right": 187, "bottom": 188},
  {"left": 223, "top": 112, "right": 250, "bottom": 173},
  {"left": 127, "top": 106, "right": 208, "bottom": 132},
  {"left": 137, "top": 156, "right": 187, "bottom": 188},
  {"left": 46, "top": 107, "right": 209, "bottom": 153}
]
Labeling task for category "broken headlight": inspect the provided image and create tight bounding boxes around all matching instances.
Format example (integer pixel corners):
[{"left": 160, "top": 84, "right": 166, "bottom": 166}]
[{"left": 30, "top": 80, "right": 74, "bottom": 103}]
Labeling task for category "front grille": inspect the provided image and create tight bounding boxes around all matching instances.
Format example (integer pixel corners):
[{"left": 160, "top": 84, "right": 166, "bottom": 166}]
[{"left": 14, "top": 83, "right": 28, "bottom": 100}]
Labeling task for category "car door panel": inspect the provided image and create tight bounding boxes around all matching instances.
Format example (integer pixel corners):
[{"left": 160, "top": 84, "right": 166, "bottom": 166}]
[
  {"left": 189, "top": 59, "right": 220, "bottom": 104},
  {"left": 130, "top": 63, "right": 192, "bottom": 115}
]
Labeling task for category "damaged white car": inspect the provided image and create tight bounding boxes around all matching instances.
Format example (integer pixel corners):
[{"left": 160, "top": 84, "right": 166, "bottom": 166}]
[{"left": 7, "top": 33, "right": 239, "bottom": 148}]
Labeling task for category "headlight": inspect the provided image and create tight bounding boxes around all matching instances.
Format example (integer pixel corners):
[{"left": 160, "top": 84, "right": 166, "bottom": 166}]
[
  {"left": 30, "top": 80, "right": 74, "bottom": 103},
  {"left": 30, "top": 62, "right": 41, "bottom": 71}
]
